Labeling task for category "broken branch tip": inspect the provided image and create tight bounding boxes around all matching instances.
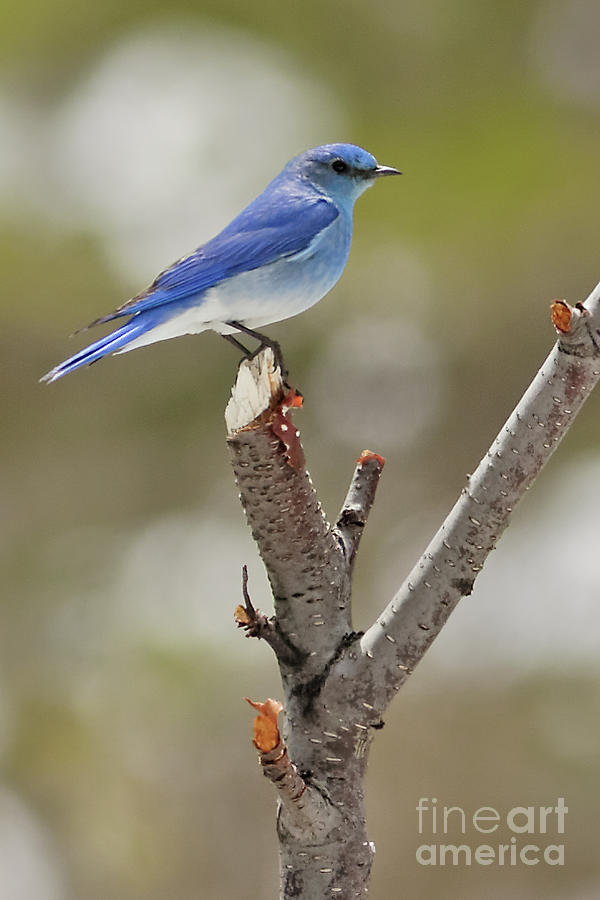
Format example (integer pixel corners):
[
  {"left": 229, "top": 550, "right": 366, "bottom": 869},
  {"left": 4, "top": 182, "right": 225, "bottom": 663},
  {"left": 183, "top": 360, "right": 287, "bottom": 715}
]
[{"left": 357, "top": 449, "right": 386, "bottom": 467}]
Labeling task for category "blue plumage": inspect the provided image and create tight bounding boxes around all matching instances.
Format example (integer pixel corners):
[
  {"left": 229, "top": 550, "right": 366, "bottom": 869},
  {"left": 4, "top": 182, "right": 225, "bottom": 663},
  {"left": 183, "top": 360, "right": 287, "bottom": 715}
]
[
  {"left": 115, "top": 197, "right": 339, "bottom": 316},
  {"left": 41, "top": 143, "right": 400, "bottom": 383}
]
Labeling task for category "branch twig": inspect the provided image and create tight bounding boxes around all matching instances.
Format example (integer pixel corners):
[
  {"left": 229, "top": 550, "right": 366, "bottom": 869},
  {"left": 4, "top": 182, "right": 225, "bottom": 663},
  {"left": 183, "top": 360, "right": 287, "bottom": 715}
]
[
  {"left": 234, "top": 566, "right": 304, "bottom": 666},
  {"left": 333, "top": 450, "right": 385, "bottom": 569}
]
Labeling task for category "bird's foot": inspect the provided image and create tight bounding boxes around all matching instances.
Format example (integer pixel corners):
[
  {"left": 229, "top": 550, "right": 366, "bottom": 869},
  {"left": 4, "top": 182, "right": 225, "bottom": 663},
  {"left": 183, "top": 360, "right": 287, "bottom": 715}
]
[{"left": 225, "top": 321, "right": 289, "bottom": 383}]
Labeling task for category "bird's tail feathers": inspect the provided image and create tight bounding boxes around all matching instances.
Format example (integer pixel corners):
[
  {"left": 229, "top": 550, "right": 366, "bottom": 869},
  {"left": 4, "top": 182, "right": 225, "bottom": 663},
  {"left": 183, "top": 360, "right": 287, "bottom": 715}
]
[
  {"left": 40, "top": 317, "right": 148, "bottom": 384},
  {"left": 70, "top": 309, "right": 129, "bottom": 336}
]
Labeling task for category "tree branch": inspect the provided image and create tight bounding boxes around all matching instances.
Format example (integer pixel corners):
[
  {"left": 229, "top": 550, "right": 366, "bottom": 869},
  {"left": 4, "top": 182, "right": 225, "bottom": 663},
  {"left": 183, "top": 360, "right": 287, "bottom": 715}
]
[
  {"left": 226, "top": 349, "right": 351, "bottom": 674},
  {"left": 227, "top": 350, "right": 377, "bottom": 897},
  {"left": 226, "top": 283, "right": 600, "bottom": 898},
  {"left": 341, "top": 284, "right": 600, "bottom": 708},
  {"left": 333, "top": 450, "right": 385, "bottom": 571}
]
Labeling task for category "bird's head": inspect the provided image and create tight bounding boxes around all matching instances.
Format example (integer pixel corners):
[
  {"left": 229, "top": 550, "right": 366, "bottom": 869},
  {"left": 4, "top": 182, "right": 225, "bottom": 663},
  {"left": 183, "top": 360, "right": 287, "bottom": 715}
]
[{"left": 288, "top": 143, "right": 401, "bottom": 206}]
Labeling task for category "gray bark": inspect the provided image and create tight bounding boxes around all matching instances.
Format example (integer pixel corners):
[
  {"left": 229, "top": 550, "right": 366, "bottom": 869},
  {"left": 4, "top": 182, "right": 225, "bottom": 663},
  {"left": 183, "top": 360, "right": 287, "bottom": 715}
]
[{"left": 225, "top": 285, "right": 600, "bottom": 898}]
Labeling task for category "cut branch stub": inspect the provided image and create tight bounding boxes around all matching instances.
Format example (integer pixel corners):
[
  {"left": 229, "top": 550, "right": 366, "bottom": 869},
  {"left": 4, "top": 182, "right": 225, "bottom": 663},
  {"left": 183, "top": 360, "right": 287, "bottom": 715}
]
[
  {"left": 245, "top": 697, "right": 343, "bottom": 843},
  {"left": 334, "top": 450, "right": 385, "bottom": 570}
]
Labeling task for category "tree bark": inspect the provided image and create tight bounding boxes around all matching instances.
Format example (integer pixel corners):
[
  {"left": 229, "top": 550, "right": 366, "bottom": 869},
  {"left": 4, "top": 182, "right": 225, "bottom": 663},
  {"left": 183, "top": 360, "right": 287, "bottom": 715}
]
[{"left": 225, "top": 284, "right": 600, "bottom": 898}]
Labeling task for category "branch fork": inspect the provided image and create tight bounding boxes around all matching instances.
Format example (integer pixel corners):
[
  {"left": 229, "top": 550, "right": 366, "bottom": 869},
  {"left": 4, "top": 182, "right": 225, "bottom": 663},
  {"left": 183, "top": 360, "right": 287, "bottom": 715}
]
[{"left": 225, "top": 284, "right": 600, "bottom": 898}]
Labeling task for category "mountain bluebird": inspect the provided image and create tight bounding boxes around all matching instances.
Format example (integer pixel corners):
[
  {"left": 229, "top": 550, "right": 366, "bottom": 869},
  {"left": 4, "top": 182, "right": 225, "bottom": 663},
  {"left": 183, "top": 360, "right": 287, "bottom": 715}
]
[{"left": 41, "top": 143, "right": 400, "bottom": 383}]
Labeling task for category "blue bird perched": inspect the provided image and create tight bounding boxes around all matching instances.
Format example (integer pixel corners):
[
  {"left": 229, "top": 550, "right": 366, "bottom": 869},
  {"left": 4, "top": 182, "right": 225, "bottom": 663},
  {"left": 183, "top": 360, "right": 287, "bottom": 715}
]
[{"left": 41, "top": 143, "right": 401, "bottom": 383}]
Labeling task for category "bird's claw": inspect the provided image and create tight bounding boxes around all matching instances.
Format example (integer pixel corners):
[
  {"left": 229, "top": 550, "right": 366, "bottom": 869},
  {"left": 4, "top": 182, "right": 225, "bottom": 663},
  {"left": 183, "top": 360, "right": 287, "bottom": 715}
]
[{"left": 225, "top": 321, "right": 289, "bottom": 383}]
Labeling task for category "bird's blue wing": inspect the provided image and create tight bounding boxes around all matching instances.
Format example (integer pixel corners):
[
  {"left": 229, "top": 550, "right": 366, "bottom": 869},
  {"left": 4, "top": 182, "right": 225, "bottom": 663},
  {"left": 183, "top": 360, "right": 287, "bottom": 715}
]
[{"left": 90, "top": 193, "right": 339, "bottom": 326}]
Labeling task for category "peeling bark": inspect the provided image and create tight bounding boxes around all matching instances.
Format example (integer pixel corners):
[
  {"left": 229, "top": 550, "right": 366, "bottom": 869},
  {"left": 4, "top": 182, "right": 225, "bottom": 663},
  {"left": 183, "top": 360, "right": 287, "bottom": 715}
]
[{"left": 225, "top": 283, "right": 600, "bottom": 898}]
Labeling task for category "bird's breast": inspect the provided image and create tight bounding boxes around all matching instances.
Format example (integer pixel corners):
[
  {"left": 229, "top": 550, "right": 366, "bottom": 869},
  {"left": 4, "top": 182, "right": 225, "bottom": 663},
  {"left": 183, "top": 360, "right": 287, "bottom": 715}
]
[
  {"left": 212, "top": 212, "right": 353, "bottom": 329},
  {"left": 124, "top": 213, "right": 353, "bottom": 348}
]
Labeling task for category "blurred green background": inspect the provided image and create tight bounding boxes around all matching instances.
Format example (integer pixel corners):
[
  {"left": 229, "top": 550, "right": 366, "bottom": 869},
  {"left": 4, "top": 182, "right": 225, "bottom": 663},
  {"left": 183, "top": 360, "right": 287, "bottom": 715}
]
[{"left": 2, "top": 0, "right": 600, "bottom": 897}]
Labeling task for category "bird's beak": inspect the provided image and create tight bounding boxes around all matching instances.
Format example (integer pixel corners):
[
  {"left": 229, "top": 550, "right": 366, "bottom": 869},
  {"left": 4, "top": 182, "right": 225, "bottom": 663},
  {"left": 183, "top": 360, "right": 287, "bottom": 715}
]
[{"left": 374, "top": 165, "right": 402, "bottom": 177}]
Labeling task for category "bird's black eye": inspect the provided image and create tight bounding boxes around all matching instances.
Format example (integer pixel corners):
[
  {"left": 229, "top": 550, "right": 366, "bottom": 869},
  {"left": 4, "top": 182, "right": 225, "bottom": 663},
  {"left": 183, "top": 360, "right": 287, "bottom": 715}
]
[{"left": 331, "top": 159, "right": 348, "bottom": 174}]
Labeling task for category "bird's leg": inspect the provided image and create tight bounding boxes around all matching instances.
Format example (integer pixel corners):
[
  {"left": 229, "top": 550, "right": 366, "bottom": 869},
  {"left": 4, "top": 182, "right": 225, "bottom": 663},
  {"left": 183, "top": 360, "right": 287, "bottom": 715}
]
[
  {"left": 227, "top": 321, "right": 288, "bottom": 381},
  {"left": 220, "top": 332, "right": 254, "bottom": 357},
  {"left": 220, "top": 327, "right": 289, "bottom": 385}
]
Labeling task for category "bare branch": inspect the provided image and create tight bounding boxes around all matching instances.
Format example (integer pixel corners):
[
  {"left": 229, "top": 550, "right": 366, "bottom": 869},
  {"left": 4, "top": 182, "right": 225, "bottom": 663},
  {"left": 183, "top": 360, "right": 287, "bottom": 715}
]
[
  {"left": 226, "top": 351, "right": 350, "bottom": 673},
  {"left": 333, "top": 450, "right": 385, "bottom": 570},
  {"left": 343, "top": 284, "right": 600, "bottom": 707},
  {"left": 229, "top": 286, "right": 600, "bottom": 897}
]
